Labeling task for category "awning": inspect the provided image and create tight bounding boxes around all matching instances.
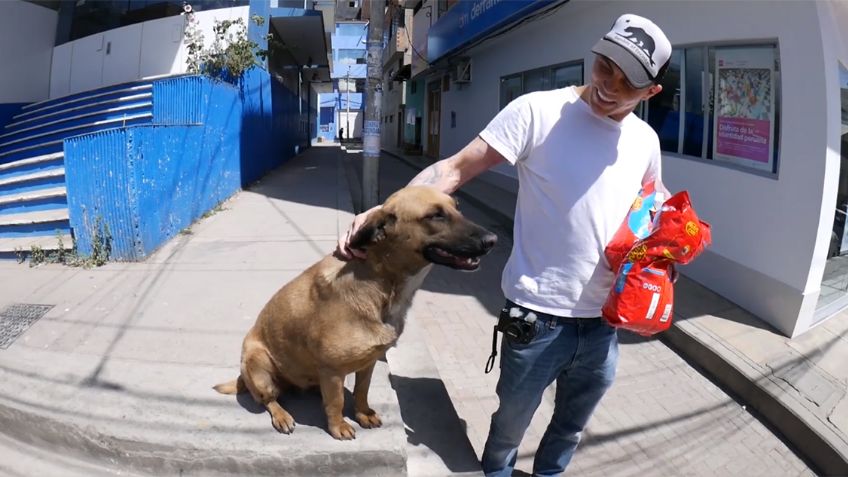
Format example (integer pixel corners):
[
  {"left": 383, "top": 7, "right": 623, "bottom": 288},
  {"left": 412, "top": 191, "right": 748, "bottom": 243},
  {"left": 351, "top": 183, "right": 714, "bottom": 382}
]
[{"left": 270, "top": 9, "right": 329, "bottom": 67}]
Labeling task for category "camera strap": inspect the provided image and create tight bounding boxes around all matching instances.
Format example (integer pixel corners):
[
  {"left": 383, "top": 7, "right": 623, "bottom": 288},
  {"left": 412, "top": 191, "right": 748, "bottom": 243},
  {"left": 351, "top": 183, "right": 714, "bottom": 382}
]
[{"left": 484, "top": 325, "right": 498, "bottom": 374}]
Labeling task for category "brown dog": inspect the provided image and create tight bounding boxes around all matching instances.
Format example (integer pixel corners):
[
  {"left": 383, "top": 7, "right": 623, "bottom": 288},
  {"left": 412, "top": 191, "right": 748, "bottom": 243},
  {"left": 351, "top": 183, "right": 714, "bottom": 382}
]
[{"left": 214, "top": 186, "right": 497, "bottom": 439}]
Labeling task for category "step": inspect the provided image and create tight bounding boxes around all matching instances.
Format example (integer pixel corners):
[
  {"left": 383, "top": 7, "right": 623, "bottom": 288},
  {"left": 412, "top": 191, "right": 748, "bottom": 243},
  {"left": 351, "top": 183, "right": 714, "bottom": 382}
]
[
  {"left": 0, "top": 139, "right": 63, "bottom": 164},
  {"left": 0, "top": 351, "right": 406, "bottom": 475},
  {"left": 2, "top": 101, "right": 152, "bottom": 139},
  {"left": 0, "top": 233, "right": 72, "bottom": 253},
  {"left": 7, "top": 93, "right": 153, "bottom": 132},
  {"left": 0, "top": 167, "right": 64, "bottom": 189},
  {"left": 0, "top": 186, "right": 66, "bottom": 207},
  {"left": 0, "top": 152, "right": 63, "bottom": 173},
  {"left": 0, "top": 113, "right": 153, "bottom": 151},
  {"left": 0, "top": 209, "right": 69, "bottom": 227},
  {"left": 17, "top": 84, "right": 153, "bottom": 119}
]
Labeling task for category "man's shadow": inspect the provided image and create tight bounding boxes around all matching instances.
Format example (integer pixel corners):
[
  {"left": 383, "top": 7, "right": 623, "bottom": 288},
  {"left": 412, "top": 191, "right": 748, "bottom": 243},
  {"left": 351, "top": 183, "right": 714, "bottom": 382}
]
[{"left": 389, "top": 375, "right": 482, "bottom": 473}]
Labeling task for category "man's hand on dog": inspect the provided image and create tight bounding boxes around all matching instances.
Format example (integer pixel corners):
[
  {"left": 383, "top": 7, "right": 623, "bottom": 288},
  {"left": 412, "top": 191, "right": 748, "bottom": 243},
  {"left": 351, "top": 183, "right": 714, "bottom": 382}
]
[{"left": 336, "top": 205, "right": 382, "bottom": 260}]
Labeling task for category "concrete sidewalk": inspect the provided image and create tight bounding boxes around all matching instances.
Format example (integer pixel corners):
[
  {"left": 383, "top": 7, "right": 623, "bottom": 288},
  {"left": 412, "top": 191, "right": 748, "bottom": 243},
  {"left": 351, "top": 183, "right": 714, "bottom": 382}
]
[
  {"left": 0, "top": 143, "right": 833, "bottom": 477},
  {"left": 383, "top": 145, "right": 848, "bottom": 476},
  {"left": 0, "top": 147, "right": 408, "bottom": 476}
]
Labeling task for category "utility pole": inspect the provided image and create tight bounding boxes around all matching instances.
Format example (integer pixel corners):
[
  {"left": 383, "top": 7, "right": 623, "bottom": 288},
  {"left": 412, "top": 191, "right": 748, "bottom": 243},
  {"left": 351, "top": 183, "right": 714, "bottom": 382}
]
[
  {"left": 362, "top": 0, "right": 385, "bottom": 209},
  {"left": 345, "top": 67, "right": 351, "bottom": 143}
]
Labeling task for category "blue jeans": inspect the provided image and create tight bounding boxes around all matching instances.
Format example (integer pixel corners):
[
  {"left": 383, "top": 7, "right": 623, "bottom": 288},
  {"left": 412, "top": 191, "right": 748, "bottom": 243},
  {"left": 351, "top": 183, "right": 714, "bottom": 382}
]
[{"left": 481, "top": 301, "right": 619, "bottom": 476}]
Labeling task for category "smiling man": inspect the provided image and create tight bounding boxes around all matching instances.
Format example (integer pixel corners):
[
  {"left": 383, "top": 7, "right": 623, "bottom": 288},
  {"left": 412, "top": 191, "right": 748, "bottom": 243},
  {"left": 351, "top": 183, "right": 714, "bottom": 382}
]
[{"left": 337, "top": 13, "right": 672, "bottom": 477}]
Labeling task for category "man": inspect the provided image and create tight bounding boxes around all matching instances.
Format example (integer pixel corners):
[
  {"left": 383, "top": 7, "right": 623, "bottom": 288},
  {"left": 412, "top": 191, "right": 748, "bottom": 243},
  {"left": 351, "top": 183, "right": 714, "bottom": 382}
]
[{"left": 337, "top": 13, "right": 672, "bottom": 476}]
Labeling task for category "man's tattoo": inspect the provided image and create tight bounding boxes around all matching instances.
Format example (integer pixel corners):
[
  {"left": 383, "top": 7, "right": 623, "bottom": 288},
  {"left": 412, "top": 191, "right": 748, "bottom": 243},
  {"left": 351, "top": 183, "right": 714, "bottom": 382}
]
[{"left": 410, "top": 162, "right": 449, "bottom": 187}]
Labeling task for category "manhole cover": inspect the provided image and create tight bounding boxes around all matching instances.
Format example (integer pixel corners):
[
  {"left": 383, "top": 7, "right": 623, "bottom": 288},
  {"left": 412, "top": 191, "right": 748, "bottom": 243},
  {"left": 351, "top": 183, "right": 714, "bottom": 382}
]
[{"left": 0, "top": 304, "right": 53, "bottom": 349}]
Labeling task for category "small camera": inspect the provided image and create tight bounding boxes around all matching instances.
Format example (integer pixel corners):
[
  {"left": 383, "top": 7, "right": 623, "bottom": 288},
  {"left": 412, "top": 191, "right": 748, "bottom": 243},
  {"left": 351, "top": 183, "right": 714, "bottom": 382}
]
[{"left": 496, "top": 305, "right": 537, "bottom": 345}]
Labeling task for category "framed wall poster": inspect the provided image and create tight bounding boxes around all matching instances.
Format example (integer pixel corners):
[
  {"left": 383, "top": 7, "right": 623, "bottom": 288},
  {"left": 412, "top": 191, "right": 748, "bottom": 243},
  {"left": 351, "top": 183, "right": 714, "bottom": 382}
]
[{"left": 712, "top": 47, "right": 776, "bottom": 172}]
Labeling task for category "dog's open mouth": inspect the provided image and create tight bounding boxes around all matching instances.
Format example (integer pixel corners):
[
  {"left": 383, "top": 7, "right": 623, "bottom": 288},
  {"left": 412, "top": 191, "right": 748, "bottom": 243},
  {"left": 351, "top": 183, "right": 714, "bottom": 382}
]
[{"left": 424, "top": 246, "right": 483, "bottom": 271}]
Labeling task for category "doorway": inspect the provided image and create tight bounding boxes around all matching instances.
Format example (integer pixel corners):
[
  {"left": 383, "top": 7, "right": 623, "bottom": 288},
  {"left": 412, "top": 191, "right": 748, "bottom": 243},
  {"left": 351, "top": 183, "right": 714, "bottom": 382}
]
[
  {"left": 427, "top": 81, "right": 441, "bottom": 159},
  {"left": 817, "top": 63, "right": 848, "bottom": 317}
]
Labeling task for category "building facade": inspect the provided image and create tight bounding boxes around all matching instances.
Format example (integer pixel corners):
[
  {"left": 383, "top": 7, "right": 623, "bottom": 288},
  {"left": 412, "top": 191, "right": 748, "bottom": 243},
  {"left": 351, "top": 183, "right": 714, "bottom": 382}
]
[{"left": 405, "top": 0, "right": 848, "bottom": 338}]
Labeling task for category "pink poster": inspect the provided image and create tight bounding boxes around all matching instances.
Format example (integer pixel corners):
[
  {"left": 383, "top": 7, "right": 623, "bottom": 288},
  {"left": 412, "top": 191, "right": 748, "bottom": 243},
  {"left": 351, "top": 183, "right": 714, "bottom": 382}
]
[
  {"left": 713, "top": 49, "right": 775, "bottom": 172},
  {"left": 716, "top": 117, "right": 770, "bottom": 163}
]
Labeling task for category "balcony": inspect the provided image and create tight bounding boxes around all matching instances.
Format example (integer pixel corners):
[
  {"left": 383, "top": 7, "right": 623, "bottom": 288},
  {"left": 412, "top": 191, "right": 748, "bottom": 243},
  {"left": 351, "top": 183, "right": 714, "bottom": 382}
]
[{"left": 383, "top": 9, "right": 413, "bottom": 80}]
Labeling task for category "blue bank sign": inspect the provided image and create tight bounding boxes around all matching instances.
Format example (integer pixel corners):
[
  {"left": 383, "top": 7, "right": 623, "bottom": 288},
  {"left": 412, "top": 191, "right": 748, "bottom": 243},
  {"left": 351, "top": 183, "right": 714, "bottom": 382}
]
[{"left": 427, "top": 0, "right": 555, "bottom": 63}]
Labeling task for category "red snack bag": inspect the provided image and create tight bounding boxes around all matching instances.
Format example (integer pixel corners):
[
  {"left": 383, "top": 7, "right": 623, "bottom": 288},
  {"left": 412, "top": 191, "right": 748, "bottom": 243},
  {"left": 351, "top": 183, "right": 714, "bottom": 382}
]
[
  {"left": 603, "top": 191, "right": 711, "bottom": 336},
  {"left": 643, "top": 191, "right": 711, "bottom": 265},
  {"left": 605, "top": 182, "right": 661, "bottom": 271},
  {"left": 602, "top": 261, "right": 674, "bottom": 336}
]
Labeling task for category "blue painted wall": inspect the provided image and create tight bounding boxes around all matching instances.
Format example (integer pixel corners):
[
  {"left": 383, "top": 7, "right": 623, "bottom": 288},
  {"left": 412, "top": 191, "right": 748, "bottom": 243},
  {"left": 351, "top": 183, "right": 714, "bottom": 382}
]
[{"left": 65, "top": 77, "right": 242, "bottom": 260}]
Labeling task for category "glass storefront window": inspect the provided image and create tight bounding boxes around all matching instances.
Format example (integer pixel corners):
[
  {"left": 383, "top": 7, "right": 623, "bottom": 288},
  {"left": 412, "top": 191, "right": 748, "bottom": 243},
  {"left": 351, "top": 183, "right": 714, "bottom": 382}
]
[
  {"left": 500, "top": 75, "right": 522, "bottom": 109},
  {"left": 682, "top": 47, "right": 706, "bottom": 157},
  {"left": 818, "top": 63, "right": 848, "bottom": 314},
  {"left": 552, "top": 64, "right": 582, "bottom": 89},
  {"left": 645, "top": 43, "right": 781, "bottom": 176},
  {"left": 647, "top": 50, "right": 682, "bottom": 153},
  {"left": 499, "top": 61, "right": 583, "bottom": 109},
  {"left": 523, "top": 68, "right": 550, "bottom": 94}
]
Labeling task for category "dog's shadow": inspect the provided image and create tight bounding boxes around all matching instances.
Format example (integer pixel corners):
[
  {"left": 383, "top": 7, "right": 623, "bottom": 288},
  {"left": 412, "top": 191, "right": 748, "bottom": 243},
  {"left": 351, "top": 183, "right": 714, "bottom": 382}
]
[{"left": 236, "top": 387, "right": 357, "bottom": 434}]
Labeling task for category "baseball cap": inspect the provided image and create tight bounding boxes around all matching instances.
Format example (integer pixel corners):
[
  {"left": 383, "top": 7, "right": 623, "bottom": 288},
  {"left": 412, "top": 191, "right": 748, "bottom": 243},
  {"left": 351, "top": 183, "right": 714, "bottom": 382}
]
[{"left": 591, "top": 14, "right": 672, "bottom": 89}]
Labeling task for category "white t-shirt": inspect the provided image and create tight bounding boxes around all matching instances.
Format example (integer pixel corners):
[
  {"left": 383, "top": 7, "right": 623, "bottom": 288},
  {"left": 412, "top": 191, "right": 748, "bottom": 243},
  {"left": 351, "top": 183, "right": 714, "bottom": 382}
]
[{"left": 479, "top": 86, "right": 662, "bottom": 317}]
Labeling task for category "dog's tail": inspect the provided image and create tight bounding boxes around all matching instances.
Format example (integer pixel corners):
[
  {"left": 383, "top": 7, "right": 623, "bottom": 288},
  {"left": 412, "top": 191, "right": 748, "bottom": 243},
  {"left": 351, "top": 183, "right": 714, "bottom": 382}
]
[{"left": 213, "top": 375, "right": 245, "bottom": 395}]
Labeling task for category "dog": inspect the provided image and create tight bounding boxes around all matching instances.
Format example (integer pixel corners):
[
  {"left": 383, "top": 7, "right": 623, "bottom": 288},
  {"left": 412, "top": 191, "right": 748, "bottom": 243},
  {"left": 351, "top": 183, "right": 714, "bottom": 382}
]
[{"left": 214, "top": 186, "right": 497, "bottom": 440}]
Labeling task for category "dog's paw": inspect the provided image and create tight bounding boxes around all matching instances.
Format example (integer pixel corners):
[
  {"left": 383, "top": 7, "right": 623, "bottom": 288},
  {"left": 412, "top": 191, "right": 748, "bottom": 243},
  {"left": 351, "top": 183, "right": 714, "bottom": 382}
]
[
  {"left": 271, "top": 411, "right": 296, "bottom": 434},
  {"left": 355, "top": 409, "right": 383, "bottom": 429},
  {"left": 329, "top": 420, "right": 356, "bottom": 440}
]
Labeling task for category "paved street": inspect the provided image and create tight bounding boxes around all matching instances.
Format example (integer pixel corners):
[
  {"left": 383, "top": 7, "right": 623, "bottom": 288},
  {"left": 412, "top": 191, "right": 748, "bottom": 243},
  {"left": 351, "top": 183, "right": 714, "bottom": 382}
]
[{"left": 371, "top": 152, "right": 817, "bottom": 476}]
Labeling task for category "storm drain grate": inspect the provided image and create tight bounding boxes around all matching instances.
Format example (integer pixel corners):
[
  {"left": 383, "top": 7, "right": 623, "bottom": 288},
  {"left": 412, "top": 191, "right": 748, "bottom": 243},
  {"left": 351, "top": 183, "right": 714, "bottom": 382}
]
[{"left": 0, "top": 304, "right": 54, "bottom": 349}]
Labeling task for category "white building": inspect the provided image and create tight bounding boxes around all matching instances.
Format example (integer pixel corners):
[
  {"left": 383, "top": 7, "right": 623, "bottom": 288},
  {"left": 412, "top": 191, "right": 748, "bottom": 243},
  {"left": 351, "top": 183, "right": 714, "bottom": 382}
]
[{"left": 414, "top": 0, "right": 848, "bottom": 337}]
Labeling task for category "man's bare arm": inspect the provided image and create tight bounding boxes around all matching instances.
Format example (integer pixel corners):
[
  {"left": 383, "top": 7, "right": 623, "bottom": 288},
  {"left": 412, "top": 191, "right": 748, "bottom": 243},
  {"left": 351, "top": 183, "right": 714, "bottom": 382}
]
[{"left": 407, "top": 136, "right": 505, "bottom": 194}]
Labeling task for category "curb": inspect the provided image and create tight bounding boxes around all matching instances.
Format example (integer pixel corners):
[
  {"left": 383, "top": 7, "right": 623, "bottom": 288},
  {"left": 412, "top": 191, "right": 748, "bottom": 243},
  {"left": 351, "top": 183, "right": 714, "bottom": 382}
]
[{"left": 663, "top": 321, "right": 846, "bottom": 476}]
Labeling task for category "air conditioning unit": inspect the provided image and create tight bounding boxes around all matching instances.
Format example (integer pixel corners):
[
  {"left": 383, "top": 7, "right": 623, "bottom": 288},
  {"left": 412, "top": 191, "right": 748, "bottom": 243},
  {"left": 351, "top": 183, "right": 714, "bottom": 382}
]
[{"left": 453, "top": 58, "right": 472, "bottom": 84}]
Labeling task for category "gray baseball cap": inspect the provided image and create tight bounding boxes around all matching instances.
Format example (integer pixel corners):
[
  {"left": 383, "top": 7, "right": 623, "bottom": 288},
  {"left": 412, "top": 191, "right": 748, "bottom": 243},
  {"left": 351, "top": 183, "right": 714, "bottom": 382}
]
[{"left": 591, "top": 14, "right": 672, "bottom": 88}]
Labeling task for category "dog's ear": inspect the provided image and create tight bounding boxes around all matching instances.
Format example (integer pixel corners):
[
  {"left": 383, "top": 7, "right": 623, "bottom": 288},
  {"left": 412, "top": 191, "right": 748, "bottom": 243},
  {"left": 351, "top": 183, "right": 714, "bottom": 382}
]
[{"left": 349, "top": 210, "right": 397, "bottom": 250}]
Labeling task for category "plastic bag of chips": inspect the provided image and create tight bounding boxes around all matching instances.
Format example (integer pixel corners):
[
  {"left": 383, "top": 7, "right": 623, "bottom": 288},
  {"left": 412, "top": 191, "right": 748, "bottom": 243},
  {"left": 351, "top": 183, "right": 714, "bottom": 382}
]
[
  {"left": 602, "top": 190, "right": 711, "bottom": 336},
  {"left": 605, "top": 181, "right": 661, "bottom": 272}
]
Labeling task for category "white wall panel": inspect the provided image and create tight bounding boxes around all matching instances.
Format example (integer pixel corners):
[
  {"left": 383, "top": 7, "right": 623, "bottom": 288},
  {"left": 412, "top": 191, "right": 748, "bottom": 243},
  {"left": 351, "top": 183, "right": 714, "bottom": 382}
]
[
  {"left": 69, "top": 33, "right": 105, "bottom": 94},
  {"left": 103, "top": 24, "right": 143, "bottom": 87},
  {"left": 139, "top": 15, "right": 186, "bottom": 78},
  {"left": 49, "top": 42, "right": 73, "bottom": 99},
  {"left": 0, "top": 1, "right": 57, "bottom": 102}
]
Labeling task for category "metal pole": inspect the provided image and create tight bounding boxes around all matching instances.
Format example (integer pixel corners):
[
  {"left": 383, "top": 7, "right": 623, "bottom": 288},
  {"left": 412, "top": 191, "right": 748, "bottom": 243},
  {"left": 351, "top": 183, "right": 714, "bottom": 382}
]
[
  {"left": 362, "top": 0, "right": 384, "bottom": 209},
  {"left": 346, "top": 68, "right": 350, "bottom": 143}
]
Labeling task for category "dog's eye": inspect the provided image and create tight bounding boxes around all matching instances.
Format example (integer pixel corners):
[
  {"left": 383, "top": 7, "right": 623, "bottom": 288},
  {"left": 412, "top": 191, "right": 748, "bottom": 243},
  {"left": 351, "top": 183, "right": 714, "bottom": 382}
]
[{"left": 427, "top": 210, "right": 447, "bottom": 221}]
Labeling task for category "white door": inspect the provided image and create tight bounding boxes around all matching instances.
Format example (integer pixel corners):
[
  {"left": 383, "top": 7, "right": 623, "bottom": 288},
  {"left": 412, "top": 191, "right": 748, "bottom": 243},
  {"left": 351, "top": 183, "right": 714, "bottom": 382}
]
[
  {"left": 69, "top": 33, "right": 105, "bottom": 94},
  {"left": 102, "top": 23, "right": 143, "bottom": 87},
  {"left": 50, "top": 42, "right": 73, "bottom": 99}
]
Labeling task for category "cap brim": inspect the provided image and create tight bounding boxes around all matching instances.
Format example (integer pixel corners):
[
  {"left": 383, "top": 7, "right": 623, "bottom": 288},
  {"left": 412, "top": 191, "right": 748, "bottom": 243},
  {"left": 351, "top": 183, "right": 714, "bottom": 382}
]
[{"left": 591, "top": 38, "right": 654, "bottom": 89}]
